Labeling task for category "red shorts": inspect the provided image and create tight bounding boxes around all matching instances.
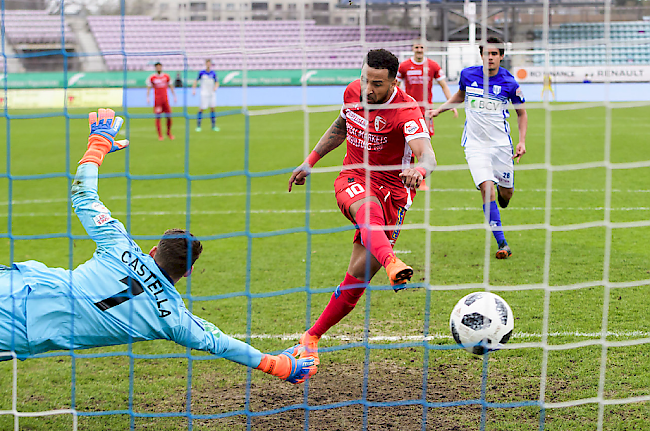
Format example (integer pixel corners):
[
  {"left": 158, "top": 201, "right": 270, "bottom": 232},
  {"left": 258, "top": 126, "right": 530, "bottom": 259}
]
[
  {"left": 334, "top": 174, "right": 407, "bottom": 246},
  {"left": 154, "top": 100, "right": 171, "bottom": 115}
]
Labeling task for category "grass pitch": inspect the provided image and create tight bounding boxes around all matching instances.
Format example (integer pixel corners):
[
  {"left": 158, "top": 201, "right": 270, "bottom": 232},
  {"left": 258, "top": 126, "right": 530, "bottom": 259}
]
[{"left": 0, "top": 103, "right": 649, "bottom": 430}]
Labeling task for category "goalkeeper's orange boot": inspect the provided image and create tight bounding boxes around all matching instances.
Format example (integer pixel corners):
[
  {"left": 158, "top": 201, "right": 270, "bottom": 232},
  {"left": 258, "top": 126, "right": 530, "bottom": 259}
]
[
  {"left": 418, "top": 178, "right": 429, "bottom": 191},
  {"left": 385, "top": 256, "right": 413, "bottom": 291},
  {"left": 296, "top": 331, "right": 320, "bottom": 382}
]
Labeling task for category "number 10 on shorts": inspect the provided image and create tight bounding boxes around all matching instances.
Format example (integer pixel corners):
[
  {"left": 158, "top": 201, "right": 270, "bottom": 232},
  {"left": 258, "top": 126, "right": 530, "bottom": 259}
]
[{"left": 345, "top": 183, "right": 365, "bottom": 198}]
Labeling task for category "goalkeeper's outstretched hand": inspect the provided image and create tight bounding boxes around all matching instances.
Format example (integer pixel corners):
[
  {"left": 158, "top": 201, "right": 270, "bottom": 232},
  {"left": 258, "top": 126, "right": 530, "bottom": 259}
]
[
  {"left": 256, "top": 345, "right": 315, "bottom": 384},
  {"left": 281, "top": 345, "right": 316, "bottom": 384},
  {"left": 80, "top": 108, "right": 129, "bottom": 166}
]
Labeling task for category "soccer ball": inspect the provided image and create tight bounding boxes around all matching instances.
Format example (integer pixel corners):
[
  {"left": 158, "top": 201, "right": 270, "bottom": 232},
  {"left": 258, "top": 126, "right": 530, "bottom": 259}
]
[{"left": 449, "top": 292, "right": 514, "bottom": 355}]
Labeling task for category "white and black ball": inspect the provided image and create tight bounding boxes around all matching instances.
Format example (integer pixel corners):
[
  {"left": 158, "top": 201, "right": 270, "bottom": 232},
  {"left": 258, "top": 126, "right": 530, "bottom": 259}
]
[{"left": 449, "top": 292, "right": 514, "bottom": 355}]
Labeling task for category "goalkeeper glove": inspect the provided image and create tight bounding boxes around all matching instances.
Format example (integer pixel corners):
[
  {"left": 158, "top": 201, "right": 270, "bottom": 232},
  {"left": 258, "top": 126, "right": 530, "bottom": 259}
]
[
  {"left": 80, "top": 108, "right": 129, "bottom": 166},
  {"left": 256, "top": 345, "right": 315, "bottom": 384}
]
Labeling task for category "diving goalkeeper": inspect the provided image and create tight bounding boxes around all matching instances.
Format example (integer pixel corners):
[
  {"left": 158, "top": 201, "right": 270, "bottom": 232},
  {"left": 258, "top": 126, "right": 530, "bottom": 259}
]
[{"left": 0, "top": 109, "right": 313, "bottom": 384}]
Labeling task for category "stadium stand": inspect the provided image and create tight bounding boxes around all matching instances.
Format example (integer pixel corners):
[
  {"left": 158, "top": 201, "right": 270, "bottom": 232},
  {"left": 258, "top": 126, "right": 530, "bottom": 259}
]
[
  {"left": 3, "top": 10, "right": 75, "bottom": 44},
  {"left": 533, "top": 21, "right": 650, "bottom": 66},
  {"left": 87, "top": 16, "right": 419, "bottom": 71},
  {"left": 2, "top": 10, "right": 77, "bottom": 71}
]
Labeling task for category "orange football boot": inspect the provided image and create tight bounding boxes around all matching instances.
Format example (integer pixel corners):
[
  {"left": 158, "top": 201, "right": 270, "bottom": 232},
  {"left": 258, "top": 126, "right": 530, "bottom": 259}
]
[
  {"left": 385, "top": 256, "right": 413, "bottom": 289},
  {"left": 495, "top": 243, "right": 512, "bottom": 259}
]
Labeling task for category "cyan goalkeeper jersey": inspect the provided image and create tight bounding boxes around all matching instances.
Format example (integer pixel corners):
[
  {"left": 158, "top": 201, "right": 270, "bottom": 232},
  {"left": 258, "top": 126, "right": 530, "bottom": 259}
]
[{"left": 2, "top": 163, "right": 260, "bottom": 367}]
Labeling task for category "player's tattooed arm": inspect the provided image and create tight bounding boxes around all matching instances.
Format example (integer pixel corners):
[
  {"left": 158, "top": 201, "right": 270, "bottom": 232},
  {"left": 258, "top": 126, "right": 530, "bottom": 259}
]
[
  {"left": 313, "top": 115, "right": 347, "bottom": 156},
  {"left": 289, "top": 115, "right": 347, "bottom": 192}
]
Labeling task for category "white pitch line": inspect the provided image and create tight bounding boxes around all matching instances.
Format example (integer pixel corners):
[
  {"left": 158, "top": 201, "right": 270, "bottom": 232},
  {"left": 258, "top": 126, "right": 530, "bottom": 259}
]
[
  {"left": 2, "top": 207, "right": 650, "bottom": 218},
  {"left": 1, "top": 188, "right": 649, "bottom": 207},
  {"left": 230, "top": 331, "right": 650, "bottom": 342},
  {"left": 0, "top": 190, "right": 334, "bottom": 206}
]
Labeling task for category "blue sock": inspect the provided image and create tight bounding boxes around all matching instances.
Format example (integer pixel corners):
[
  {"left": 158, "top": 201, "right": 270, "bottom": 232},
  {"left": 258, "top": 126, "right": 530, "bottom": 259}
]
[
  {"left": 197, "top": 111, "right": 202, "bottom": 127},
  {"left": 210, "top": 111, "right": 216, "bottom": 127},
  {"left": 483, "top": 201, "right": 507, "bottom": 246}
]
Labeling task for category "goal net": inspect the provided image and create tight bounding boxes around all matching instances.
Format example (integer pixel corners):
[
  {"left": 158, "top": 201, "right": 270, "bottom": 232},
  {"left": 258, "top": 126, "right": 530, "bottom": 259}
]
[{"left": 1, "top": 0, "right": 649, "bottom": 429}]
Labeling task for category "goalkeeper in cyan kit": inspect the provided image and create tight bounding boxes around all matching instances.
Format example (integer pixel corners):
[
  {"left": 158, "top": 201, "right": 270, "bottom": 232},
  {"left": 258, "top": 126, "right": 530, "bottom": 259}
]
[{"left": 0, "top": 109, "right": 313, "bottom": 384}]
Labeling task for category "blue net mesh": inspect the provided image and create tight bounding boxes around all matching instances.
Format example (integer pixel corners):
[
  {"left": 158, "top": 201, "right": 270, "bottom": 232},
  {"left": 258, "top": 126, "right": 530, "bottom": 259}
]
[{"left": 0, "top": 1, "right": 587, "bottom": 430}]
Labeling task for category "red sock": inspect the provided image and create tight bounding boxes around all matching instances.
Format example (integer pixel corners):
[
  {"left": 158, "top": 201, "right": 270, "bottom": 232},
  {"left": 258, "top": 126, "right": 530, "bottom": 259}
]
[
  {"left": 166, "top": 117, "right": 172, "bottom": 134},
  {"left": 309, "top": 273, "right": 366, "bottom": 338},
  {"left": 355, "top": 201, "right": 395, "bottom": 267},
  {"left": 155, "top": 118, "right": 162, "bottom": 136}
]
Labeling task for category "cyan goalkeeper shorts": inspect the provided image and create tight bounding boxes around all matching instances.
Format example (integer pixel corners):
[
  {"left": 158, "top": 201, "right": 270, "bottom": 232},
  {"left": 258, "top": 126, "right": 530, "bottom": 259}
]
[{"left": 0, "top": 265, "right": 30, "bottom": 360}]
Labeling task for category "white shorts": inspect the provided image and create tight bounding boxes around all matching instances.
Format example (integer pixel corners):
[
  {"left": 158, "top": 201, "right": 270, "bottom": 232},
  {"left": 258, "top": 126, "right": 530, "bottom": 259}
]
[
  {"left": 200, "top": 93, "right": 216, "bottom": 110},
  {"left": 465, "top": 145, "right": 514, "bottom": 189}
]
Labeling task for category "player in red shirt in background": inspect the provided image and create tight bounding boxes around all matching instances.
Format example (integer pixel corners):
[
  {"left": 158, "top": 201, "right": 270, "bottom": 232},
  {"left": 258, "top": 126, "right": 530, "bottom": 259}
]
[
  {"left": 146, "top": 62, "right": 177, "bottom": 141},
  {"left": 398, "top": 42, "right": 458, "bottom": 130},
  {"left": 398, "top": 42, "right": 457, "bottom": 190},
  {"left": 287, "top": 49, "right": 437, "bottom": 383}
]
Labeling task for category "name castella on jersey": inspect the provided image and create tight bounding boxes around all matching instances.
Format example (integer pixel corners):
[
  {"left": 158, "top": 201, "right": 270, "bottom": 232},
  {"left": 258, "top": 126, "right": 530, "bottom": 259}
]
[{"left": 120, "top": 250, "right": 171, "bottom": 318}]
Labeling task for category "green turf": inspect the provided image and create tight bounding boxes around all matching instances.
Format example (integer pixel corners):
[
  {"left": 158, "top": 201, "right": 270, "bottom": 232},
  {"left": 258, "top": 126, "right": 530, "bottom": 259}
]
[{"left": 0, "top": 104, "right": 649, "bottom": 430}]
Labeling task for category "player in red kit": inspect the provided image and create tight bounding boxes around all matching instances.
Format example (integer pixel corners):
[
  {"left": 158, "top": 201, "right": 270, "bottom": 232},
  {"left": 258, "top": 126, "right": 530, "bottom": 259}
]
[
  {"left": 146, "top": 62, "right": 177, "bottom": 141},
  {"left": 287, "top": 49, "right": 437, "bottom": 383},
  {"left": 398, "top": 42, "right": 456, "bottom": 190},
  {"left": 397, "top": 42, "right": 458, "bottom": 133}
]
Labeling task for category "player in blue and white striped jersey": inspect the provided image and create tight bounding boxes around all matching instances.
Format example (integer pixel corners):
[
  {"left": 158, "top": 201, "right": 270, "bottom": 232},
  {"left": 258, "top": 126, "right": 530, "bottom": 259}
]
[
  {"left": 430, "top": 36, "right": 528, "bottom": 259},
  {"left": 0, "top": 109, "right": 312, "bottom": 384},
  {"left": 192, "top": 59, "right": 220, "bottom": 132}
]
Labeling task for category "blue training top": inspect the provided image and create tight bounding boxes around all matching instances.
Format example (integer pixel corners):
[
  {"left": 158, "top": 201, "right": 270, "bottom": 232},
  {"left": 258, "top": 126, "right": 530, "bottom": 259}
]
[{"left": 7, "top": 163, "right": 261, "bottom": 367}]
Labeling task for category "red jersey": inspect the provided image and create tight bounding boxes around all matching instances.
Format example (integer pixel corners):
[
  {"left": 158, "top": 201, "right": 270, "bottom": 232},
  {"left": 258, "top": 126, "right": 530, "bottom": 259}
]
[
  {"left": 397, "top": 58, "right": 444, "bottom": 113},
  {"left": 147, "top": 73, "right": 171, "bottom": 103},
  {"left": 338, "top": 80, "right": 429, "bottom": 207}
]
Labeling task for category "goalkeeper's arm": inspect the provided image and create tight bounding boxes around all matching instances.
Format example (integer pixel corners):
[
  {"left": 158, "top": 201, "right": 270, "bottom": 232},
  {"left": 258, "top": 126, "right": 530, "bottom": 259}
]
[
  {"left": 71, "top": 109, "right": 131, "bottom": 253},
  {"left": 171, "top": 309, "right": 314, "bottom": 384}
]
